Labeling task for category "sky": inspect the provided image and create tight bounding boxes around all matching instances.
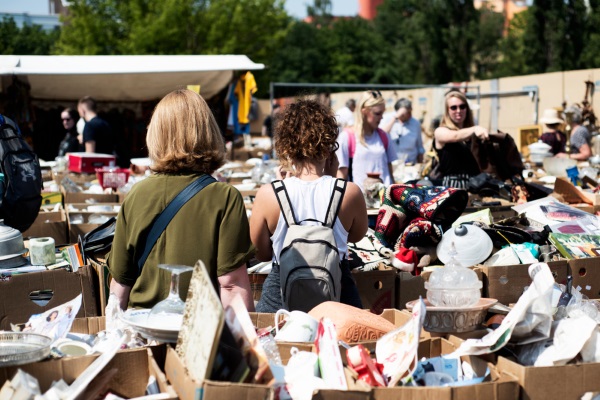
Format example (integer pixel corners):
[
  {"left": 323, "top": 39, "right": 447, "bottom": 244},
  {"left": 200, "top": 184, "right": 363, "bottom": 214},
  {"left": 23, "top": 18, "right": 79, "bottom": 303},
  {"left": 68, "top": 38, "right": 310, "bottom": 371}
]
[{"left": 0, "top": 0, "right": 359, "bottom": 18}]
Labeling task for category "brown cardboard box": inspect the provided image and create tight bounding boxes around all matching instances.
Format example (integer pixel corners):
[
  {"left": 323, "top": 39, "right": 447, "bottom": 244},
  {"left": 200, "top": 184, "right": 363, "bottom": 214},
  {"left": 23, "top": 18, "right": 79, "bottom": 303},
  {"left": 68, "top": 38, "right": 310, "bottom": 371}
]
[
  {"left": 353, "top": 268, "right": 397, "bottom": 314},
  {"left": 22, "top": 206, "right": 69, "bottom": 245},
  {"left": 396, "top": 271, "right": 427, "bottom": 310},
  {"left": 0, "top": 347, "right": 176, "bottom": 399},
  {"left": 497, "top": 356, "right": 600, "bottom": 400},
  {"left": 61, "top": 185, "right": 119, "bottom": 204},
  {"left": 479, "top": 260, "right": 568, "bottom": 305},
  {"left": 88, "top": 257, "right": 110, "bottom": 316},
  {"left": 569, "top": 257, "right": 600, "bottom": 300},
  {"left": 66, "top": 203, "right": 119, "bottom": 243},
  {"left": 0, "top": 266, "right": 99, "bottom": 329},
  {"left": 165, "top": 345, "right": 272, "bottom": 400}
]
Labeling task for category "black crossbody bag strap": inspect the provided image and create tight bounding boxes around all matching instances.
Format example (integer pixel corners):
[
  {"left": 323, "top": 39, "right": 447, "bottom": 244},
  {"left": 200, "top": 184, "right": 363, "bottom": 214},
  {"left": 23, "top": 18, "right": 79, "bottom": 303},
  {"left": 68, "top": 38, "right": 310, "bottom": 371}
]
[{"left": 136, "top": 174, "right": 216, "bottom": 275}]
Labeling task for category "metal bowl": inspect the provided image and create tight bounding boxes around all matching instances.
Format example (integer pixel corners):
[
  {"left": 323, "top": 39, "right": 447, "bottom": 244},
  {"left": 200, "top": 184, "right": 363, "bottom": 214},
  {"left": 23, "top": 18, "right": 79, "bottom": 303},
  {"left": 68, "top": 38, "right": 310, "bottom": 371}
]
[
  {"left": 0, "top": 331, "right": 52, "bottom": 367},
  {"left": 406, "top": 298, "right": 497, "bottom": 333}
]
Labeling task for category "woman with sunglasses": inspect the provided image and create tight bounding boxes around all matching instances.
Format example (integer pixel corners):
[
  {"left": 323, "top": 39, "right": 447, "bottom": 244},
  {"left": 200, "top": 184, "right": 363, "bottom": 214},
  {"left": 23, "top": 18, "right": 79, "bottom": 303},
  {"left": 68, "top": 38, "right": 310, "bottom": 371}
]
[
  {"left": 336, "top": 90, "right": 398, "bottom": 191},
  {"left": 57, "top": 108, "right": 82, "bottom": 156},
  {"left": 433, "top": 91, "right": 489, "bottom": 188},
  {"left": 250, "top": 99, "right": 368, "bottom": 312}
]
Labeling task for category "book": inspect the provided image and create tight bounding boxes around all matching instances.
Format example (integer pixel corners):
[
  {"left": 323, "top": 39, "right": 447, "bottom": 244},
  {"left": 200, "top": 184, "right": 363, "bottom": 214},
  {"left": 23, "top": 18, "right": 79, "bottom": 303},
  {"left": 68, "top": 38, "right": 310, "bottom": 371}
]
[
  {"left": 513, "top": 196, "right": 600, "bottom": 233},
  {"left": 548, "top": 233, "right": 600, "bottom": 259}
]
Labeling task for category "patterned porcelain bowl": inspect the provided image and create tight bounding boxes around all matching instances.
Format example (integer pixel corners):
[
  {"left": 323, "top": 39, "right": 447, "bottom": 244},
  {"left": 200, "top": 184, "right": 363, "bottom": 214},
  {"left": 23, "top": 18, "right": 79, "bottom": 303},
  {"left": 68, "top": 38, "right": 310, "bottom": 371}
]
[{"left": 406, "top": 298, "right": 497, "bottom": 333}]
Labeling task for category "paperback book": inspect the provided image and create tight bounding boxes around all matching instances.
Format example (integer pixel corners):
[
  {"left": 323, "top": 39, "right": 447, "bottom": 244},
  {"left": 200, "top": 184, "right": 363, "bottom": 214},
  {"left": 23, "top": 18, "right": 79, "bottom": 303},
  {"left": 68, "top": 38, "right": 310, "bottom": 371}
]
[{"left": 548, "top": 233, "right": 600, "bottom": 259}]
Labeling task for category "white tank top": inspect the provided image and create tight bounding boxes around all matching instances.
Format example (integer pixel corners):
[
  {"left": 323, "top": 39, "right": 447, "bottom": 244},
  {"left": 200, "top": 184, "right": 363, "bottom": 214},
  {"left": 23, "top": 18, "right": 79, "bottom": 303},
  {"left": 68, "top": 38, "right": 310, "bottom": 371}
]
[{"left": 271, "top": 176, "right": 349, "bottom": 264}]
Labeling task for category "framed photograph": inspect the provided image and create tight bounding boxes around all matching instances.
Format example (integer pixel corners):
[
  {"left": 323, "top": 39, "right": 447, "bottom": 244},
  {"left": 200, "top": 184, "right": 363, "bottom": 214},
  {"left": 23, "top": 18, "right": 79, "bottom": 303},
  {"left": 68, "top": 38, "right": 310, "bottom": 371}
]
[{"left": 518, "top": 125, "right": 542, "bottom": 156}]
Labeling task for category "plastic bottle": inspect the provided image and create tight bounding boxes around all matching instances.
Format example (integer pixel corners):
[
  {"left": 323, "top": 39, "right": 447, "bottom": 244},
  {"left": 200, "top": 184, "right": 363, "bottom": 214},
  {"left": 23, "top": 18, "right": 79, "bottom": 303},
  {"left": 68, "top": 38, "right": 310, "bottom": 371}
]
[{"left": 257, "top": 330, "right": 282, "bottom": 365}]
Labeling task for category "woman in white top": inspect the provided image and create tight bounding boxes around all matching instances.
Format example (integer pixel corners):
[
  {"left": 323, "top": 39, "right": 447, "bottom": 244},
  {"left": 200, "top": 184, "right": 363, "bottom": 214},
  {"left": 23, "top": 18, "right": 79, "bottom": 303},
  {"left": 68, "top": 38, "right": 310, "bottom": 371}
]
[
  {"left": 250, "top": 99, "right": 368, "bottom": 313},
  {"left": 336, "top": 90, "right": 397, "bottom": 191}
]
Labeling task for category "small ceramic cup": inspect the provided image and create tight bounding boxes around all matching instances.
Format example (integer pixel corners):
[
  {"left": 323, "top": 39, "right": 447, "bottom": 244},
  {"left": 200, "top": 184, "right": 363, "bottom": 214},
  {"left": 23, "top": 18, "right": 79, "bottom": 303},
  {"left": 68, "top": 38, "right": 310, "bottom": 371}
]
[{"left": 274, "top": 310, "right": 319, "bottom": 342}]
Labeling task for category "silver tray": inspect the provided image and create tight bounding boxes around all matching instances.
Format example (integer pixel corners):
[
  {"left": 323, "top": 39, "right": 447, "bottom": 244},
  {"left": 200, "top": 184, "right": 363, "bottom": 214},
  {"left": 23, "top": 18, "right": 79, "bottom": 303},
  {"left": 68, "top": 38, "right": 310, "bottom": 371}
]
[{"left": 0, "top": 331, "right": 52, "bottom": 367}]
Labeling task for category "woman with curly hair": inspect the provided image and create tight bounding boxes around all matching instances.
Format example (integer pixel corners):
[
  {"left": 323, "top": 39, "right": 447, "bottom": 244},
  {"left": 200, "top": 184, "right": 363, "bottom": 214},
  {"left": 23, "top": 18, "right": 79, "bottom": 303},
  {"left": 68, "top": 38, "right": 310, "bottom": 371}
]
[
  {"left": 250, "top": 98, "right": 368, "bottom": 312},
  {"left": 336, "top": 90, "right": 397, "bottom": 191},
  {"left": 108, "top": 89, "right": 255, "bottom": 311}
]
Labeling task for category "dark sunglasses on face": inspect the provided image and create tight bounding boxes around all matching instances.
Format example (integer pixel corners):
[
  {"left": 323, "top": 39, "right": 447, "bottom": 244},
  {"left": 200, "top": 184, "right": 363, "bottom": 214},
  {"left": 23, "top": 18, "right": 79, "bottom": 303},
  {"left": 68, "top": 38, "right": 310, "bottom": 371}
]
[
  {"left": 449, "top": 104, "right": 467, "bottom": 111},
  {"left": 369, "top": 90, "right": 382, "bottom": 98}
]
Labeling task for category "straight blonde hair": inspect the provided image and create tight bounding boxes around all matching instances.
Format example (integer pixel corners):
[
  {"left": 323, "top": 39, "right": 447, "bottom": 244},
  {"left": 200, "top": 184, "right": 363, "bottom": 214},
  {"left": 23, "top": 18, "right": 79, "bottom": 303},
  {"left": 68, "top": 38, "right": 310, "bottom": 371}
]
[
  {"left": 146, "top": 89, "right": 225, "bottom": 174},
  {"left": 353, "top": 90, "right": 385, "bottom": 146},
  {"left": 440, "top": 91, "right": 474, "bottom": 131}
]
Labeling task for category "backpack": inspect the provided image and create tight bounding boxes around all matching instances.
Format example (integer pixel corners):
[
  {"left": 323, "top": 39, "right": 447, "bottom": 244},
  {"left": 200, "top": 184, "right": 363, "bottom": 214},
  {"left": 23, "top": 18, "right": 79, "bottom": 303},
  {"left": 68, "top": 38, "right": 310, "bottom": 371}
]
[
  {"left": 0, "top": 115, "right": 42, "bottom": 232},
  {"left": 346, "top": 127, "right": 389, "bottom": 182},
  {"left": 272, "top": 178, "right": 346, "bottom": 312}
]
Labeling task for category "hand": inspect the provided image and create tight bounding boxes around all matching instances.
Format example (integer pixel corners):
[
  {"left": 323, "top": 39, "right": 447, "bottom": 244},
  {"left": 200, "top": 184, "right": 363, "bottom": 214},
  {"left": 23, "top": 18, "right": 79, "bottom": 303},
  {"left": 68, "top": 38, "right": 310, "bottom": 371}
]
[
  {"left": 473, "top": 126, "right": 489, "bottom": 141},
  {"left": 396, "top": 107, "right": 409, "bottom": 122},
  {"left": 324, "top": 152, "right": 339, "bottom": 176}
]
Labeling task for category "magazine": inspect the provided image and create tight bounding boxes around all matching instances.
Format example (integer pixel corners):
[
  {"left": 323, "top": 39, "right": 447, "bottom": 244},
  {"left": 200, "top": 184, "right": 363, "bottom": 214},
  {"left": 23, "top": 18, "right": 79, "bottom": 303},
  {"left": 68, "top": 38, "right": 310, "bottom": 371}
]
[
  {"left": 513, "top": 196, "right": 600, "bottom": 233},
  {"left": 22, "top": 294, "right": 82, "bottom": 340},
  {"left": 548, "top": 233, "right": 600, "bottom": 259}
]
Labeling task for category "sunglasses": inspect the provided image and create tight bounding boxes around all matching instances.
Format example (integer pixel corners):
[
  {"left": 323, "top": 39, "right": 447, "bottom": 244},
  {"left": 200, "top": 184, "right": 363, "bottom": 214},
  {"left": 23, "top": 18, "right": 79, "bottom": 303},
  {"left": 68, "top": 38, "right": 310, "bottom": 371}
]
[
  {"left": 449, "top": 104, "right": 467, "bottom": 111},
  {"left": 62, "top": 118, "right": 72, "bottom": 121},
  {"left": 369, "top": 90, "right": 382, "bottom": 98}
]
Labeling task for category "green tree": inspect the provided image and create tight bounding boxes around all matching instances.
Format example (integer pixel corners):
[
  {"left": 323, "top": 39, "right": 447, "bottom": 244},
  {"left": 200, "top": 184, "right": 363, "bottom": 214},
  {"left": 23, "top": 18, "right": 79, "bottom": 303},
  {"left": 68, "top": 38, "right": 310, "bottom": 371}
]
[
  {"left": 0, "top": 17, "right": 59, "bottom": 55},
  {"left": 471, "top": 6, "right": 504, "bottom": 80},
  {"left": 496, "top": 11, "right": 529, "bottom": 77},
  {"left": 580, "top": 0, "right": 600, "bottom": 68}
]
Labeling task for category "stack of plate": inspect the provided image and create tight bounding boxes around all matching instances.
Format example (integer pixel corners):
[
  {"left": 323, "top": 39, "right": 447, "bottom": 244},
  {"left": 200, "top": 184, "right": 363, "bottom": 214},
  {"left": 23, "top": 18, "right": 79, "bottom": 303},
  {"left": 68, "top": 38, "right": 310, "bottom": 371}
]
[
  {"left": 0, "top": 222, "right": 27, "bottom": 269},
  {"left": 120, "top": 309, "right": 180, "bottom": 343}
]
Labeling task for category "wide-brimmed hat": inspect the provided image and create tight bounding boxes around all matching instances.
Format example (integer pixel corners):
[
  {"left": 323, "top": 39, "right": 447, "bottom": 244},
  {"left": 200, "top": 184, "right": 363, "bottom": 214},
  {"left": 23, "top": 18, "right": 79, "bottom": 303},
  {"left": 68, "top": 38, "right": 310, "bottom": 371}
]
[{"left": 540, "top": 108, "right": 564, "bottom": 125}]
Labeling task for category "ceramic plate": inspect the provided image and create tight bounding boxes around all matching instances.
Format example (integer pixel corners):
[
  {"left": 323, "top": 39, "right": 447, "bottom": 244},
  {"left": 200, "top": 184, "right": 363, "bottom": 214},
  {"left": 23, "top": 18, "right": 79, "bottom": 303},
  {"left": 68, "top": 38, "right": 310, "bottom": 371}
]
[{"left": 120, "top": 309, "right": 180, "bottom": 343}]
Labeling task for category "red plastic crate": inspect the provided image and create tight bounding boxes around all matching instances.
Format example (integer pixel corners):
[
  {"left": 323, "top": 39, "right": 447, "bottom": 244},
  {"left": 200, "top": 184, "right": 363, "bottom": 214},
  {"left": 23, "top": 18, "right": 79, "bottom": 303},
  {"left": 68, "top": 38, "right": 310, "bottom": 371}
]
[{"left": 95, "top": 168, "right": 130, "bottom": 189}]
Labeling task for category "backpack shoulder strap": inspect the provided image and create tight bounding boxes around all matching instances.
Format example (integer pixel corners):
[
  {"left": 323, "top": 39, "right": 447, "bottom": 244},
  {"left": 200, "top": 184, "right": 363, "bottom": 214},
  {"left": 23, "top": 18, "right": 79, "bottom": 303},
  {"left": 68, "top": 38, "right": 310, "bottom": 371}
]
[
  {"left": 376, "top": 128, "right": 389, "bottom": 150},
  {"left": 346, "top": 128, "right": 356, "bottom": 158},
  {"left": 323, "top": 179, "right": 347, "bottom": 228},
  {"left": 271, "top": 180, "right": 298, "bottom": 227}
]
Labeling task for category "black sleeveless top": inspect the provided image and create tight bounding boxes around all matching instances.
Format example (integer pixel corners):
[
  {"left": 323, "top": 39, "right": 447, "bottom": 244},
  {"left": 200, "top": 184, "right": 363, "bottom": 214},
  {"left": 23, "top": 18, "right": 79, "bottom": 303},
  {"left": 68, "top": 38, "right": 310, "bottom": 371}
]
[{"left": 436, "top": 140, "right": 480, "bottom": 177}]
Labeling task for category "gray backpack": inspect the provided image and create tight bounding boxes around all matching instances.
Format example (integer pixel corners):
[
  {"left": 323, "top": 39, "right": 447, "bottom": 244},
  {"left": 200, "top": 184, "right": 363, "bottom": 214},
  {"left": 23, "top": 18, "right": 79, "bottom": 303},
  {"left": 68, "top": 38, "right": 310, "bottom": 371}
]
[{"left": 272, "top": 179, "right": 347, "bottom": 312}]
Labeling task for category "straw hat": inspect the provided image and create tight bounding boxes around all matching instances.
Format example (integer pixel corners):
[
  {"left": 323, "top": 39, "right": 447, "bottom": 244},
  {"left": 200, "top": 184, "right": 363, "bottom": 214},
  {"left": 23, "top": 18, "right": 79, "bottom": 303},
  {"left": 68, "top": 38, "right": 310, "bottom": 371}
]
[{"left": 540, "top": 108, "right": 564, "bottom": 125}]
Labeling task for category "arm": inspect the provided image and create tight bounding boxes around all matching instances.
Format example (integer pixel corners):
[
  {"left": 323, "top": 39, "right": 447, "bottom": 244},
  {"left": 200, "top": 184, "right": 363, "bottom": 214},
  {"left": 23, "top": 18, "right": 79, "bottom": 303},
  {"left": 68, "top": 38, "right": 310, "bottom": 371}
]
[
  {"left": 381, "top": 116, "right": 396, "bottom": 134},
  {"left": 434, "top": 125, "right": 489, "bottom": 149},
  {"left": 249, "top": 184, "right": 277, "bottom": 261},
  {"left": 219, "top": 264, "right": 255, "bottom": 311},
  {"left": 572, "top": 143, "right": 592, "bottom": 160},
  {"left": 85, "top": 140, "right": 96, "bottom": 153},
  {"left": 109, "top": 279, "right": 132, "bottom": 310},
  {"left": 343, "top": 182, "right": 368, "bottom": 243}
]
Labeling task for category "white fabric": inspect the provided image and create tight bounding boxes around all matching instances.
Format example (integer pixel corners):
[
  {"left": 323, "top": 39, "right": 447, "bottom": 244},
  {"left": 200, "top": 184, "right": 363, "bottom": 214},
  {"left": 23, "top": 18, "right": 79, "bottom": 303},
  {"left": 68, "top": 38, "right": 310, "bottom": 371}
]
[
  {"left": 271, "top": 176, "right": 349, "bottom": 264},
  {"left": 336, "top": 129, "right": 398, "bottom": 192},
  {"left": 379, "top": 116, "right": 424, "bottom": 163},
  {"left": 0, "top": 55, "right": 264, "bottom": 101},
  {"left": 335, "top": 106, "right": 354, "bottom": 128}
]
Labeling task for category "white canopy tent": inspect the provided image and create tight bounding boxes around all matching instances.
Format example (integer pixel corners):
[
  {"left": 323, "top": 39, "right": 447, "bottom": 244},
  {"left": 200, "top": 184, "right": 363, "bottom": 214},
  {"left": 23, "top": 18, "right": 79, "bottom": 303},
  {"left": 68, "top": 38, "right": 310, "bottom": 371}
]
[{"left": 0, "top": 55, "right": 265, "bottom": 101}]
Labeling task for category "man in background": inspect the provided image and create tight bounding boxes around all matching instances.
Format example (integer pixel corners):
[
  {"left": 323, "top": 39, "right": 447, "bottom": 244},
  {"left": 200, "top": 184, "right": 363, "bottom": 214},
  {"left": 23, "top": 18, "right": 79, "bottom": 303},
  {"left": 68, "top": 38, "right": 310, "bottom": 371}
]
[
  {"left": 335, "top": 98, "right": 356, "bottom": 129},
  {"left": 381, "top": 98, "right": 425, "bottom": 164},
  {"left": 77, "top": 96, "right": 115, "bottom": 155}
]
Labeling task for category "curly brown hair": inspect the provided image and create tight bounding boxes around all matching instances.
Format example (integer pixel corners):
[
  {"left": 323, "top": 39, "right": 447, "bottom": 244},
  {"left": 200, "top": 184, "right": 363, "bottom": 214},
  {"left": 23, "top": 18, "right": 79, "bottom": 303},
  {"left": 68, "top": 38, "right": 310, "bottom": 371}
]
[{"left": 274, "top": 99, "right": 339, "bottom": 170}]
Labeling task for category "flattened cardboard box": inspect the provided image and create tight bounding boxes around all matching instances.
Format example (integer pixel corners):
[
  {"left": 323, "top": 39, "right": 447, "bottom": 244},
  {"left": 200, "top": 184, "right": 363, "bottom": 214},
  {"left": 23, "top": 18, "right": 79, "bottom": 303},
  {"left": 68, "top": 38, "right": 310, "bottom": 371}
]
[
  {"left": 479, "top": 260, "right": 568, "bottom": 305},
  {"left": 353, "top": 268, "right": 397, "bottom": 313},
  {"left": 0, "top": 346, "right": 176, "bottom": 399},
  {"left": 497, "top": 356, "right": 600, "bottom": 400},
  {"left": 0, "top": 266, "right": 99, "bottom": 329},
  {"left": 22, "top": 206, "right": 69, "bottom": 245}
]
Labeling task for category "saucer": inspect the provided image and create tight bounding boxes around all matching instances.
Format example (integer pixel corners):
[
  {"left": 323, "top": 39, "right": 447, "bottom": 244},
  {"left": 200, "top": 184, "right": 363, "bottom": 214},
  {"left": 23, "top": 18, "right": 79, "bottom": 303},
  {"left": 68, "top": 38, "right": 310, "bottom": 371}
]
[{"left": 120, "top": 309, "right": 181, "bottom": 343}]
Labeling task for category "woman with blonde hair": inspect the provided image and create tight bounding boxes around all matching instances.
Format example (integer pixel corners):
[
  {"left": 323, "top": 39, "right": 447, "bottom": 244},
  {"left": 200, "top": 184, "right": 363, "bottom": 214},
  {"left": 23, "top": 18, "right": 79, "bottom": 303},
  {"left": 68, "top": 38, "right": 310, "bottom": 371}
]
[
  {"left": 336, "top": 90, "right": 397, "bottom": 191},
  {"left": 108, "top": 89, "right": 255, "bottom": 311},
  {"left": 251, "top": 98, "right": 367, "bottom": 312},
  {"left": 433, "top": 90, "right": 490, "bottom": 188}
]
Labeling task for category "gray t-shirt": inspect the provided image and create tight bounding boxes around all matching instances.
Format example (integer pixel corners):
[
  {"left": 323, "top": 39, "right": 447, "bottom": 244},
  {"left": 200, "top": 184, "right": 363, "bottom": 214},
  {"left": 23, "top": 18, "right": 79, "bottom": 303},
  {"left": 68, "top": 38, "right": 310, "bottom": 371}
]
[{"left": 570, "top": 125, "right": 591, "bottom": 154}]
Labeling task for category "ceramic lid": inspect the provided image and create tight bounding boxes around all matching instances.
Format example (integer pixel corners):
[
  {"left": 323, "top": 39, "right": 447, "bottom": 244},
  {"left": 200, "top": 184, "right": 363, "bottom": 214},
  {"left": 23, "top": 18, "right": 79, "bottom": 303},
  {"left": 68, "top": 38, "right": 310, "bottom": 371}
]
[
  {"left": 436, "top": 224, "right": 493, "bottom": 266},
  {"left": 0, "top": 222, "right": 25, "bottom": 257},
  {"left": 528, "top": 140, "right": 552, "bottom": 153}
]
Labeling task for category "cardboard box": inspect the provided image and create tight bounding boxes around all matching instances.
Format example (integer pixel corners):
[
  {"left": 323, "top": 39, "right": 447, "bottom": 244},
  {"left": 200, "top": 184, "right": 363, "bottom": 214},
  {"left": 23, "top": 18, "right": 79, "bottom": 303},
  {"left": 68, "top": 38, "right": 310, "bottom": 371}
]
[
  {"left": 66, "top": 203, "right": 119, "bottom": 243},
  {"left": 61, "top": 187, "right": 119, "bottom": 204},
  {"left": 165, "top": 345, "right": 272, "bottom": 400},
  {"left": 68, "top": 152, "right": 115, "bottom": 174},
  {"left": 353, "top": 268, "right": 397, "bottom": 314},
  {"left": 22, "top": 206, "right": 69, "bottom": 245},
  {"left": 88, "top": 257, "right": 110, "bottom": 316},
  {"left": 0, "top": 266, "right": 99, "bottom": 329},
  {"left": 569, "top": 257, "right": 600, "bottom": 300},
  {"left": 479, "top": 260, "right": 568, "bottom": 305},
  {"left": 0, "top": 347, "right": 176, "bottom": 399},
  {"left": 497, "top": 356, "right": 600, "bottom": 400},
  {"left": 396, "top": 271, "right": 427, "bottom": 310}
]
